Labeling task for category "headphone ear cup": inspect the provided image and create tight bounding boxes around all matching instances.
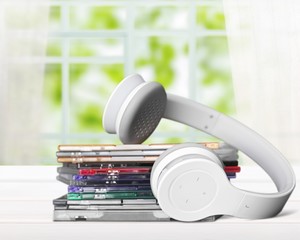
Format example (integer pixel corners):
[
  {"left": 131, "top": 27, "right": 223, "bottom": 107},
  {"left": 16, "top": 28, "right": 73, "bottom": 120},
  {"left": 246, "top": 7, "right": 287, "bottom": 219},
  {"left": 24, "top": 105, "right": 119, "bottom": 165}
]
[
  {"left": 151, "top": 143, "right": 223, "bottom": 198},
  {"left": 157, "top": 156, "right": 229, "bottom": 222},
  {"left": 116, "top": 82, "right": 167, "bottom": 144},
  {"left": 102, "top": 74, "right": 145, "bottom": 134}
]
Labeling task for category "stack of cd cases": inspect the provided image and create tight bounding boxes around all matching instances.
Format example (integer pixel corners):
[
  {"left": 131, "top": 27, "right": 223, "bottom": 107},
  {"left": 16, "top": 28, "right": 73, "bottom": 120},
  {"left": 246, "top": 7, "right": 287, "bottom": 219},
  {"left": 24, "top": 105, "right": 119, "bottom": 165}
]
[{"left": 53, "top": 142, "right": 241, "bottom": 222}]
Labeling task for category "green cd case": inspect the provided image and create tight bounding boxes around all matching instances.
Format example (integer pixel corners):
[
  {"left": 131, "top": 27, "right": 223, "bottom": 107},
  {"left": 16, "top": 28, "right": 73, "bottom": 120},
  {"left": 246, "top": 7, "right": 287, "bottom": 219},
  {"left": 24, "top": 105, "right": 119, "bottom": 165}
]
[{"left": 67, "top": 191, "right": 154, "bottom": 200}]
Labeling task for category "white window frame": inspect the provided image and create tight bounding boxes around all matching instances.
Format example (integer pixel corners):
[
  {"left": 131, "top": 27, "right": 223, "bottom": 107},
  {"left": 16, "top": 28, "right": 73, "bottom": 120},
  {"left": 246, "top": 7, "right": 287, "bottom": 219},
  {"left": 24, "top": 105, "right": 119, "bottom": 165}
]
[{"left": 43, "top": 0, "right": 226, "bottom": 162}]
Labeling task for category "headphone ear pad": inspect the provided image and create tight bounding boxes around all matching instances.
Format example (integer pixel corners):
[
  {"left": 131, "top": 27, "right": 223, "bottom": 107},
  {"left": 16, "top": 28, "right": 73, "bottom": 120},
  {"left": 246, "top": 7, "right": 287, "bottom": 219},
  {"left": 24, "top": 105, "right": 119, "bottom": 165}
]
[
  {"left": 102, "top": 74, "right": 145, "bottom": 134},
  {"left": 116, "top": 82, "right": 167, "bottom": 144}
]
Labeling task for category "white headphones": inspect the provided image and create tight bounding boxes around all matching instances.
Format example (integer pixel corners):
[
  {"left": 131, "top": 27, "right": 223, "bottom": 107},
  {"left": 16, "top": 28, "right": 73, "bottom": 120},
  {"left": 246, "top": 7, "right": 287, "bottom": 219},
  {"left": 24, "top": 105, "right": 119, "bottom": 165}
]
[{"left": 102, "top": 74, "right": 296, "bottom": 222}]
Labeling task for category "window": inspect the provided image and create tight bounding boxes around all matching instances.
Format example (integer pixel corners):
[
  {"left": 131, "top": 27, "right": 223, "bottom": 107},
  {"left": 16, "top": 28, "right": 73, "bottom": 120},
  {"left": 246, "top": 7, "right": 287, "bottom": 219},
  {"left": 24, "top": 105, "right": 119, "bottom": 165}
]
[{"left": 42, "top": 0, "right": 234, "bottom": 164}]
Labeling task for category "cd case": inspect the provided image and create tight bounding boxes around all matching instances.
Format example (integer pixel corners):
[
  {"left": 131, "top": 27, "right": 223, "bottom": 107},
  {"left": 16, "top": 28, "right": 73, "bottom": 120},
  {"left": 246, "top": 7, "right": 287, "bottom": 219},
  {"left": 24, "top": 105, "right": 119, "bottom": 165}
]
[
  {"left": 57, "top": 174, "right": 151, "bottom": 186},
  {"left": 67, "top": 191, "right": 154, "bottom": 200},
  {"left": 53, "top": 209, "right": 221, "bottom": 222},
  {"left": 53, "top": 195, "right": 221, "bottom": 221},
  {"left": 57, "top": 165, "right": 240, "bottom": 176},
  {"left": 53, "top": 209, "right": 171, "bottom": 221},
  {"left": 68, "top": 185, "right": 152, "bottom": 193},
  {"left": 56, "top": 142, "right": 238, "bottom": 163}
]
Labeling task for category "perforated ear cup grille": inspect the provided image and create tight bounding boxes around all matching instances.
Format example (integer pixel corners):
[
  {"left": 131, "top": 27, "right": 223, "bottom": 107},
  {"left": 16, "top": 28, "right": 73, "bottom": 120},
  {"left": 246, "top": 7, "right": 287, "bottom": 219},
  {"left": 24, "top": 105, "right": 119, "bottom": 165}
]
[
  {"left": 132, "top": 98, "right": 164, "bottom": 141},
  {"left": 118, "top": 82, "right": 167, "bottom": 144}
]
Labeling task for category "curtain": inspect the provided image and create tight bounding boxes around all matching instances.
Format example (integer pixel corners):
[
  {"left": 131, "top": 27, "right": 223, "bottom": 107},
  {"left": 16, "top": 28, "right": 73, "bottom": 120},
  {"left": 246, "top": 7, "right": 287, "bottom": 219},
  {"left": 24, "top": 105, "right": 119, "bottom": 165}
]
[
  {"left": 223, "top": 0, "right": 300, "bottom": 164},
  {"left": 0, "top": 0, "right": 49, "bottom": 164}
]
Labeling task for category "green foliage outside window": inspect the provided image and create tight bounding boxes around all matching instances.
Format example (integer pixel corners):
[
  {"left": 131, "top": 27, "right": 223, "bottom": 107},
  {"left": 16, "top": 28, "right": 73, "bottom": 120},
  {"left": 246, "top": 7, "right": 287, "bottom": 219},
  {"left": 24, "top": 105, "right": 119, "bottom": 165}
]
[{"left": 42, "top": 2, "right": 233, "bottom": 163}]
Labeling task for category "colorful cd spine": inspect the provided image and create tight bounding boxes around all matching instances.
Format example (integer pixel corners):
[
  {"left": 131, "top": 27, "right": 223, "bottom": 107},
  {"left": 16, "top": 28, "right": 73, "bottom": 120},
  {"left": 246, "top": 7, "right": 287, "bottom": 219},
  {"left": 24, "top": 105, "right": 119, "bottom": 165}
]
[
  {"left": 73, "top": 174, "right": 150, "bottom": 181},
  {"left": 79, "top": 167, "right": 152, "bottom": 175},
  {"left": 68, "top": 185, "right": 152, "bottom": 193},
  {"left": 67, "top": 191, "right": 154, "bottom": 200}
]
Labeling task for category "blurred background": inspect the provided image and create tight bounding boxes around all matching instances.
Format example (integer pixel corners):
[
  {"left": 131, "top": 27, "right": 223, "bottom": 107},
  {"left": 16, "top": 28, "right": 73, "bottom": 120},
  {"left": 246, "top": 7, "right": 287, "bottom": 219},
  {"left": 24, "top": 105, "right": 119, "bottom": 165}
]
[
  {"left": 2, "top": 0, "right": 299, "bottom": 165},
  {"left": 41, "top": 0, "right": 232, "bottom": 164}
]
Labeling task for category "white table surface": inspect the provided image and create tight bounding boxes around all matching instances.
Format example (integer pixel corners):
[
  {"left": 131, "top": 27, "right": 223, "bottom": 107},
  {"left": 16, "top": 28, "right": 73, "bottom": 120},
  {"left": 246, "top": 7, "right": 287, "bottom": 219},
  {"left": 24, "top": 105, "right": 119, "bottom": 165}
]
[{"left": 0, "top": 165, "right": 299, "bottom": 240}]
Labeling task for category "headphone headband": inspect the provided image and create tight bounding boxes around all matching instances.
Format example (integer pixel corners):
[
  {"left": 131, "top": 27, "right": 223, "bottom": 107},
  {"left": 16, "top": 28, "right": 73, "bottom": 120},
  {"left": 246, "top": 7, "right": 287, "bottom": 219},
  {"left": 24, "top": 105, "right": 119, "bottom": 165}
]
[{"left": 164, "top": 94, "right": 295, "bottom": 218}]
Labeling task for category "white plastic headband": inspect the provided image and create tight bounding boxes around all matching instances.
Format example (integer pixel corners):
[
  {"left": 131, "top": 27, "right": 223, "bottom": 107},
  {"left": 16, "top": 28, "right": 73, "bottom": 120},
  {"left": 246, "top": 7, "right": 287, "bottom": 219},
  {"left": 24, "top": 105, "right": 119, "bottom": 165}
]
[{"left": 163, "top": 94, "right": 296, "bottom": 218}]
